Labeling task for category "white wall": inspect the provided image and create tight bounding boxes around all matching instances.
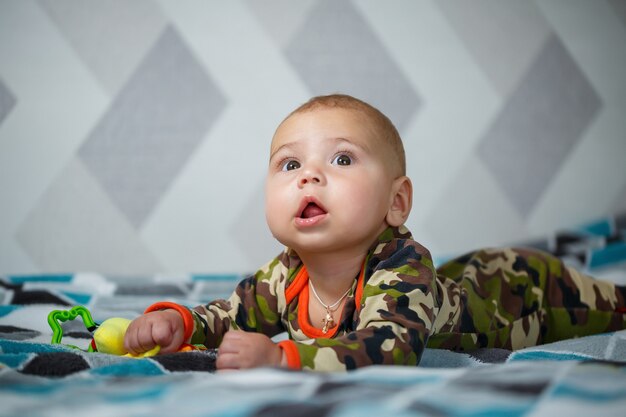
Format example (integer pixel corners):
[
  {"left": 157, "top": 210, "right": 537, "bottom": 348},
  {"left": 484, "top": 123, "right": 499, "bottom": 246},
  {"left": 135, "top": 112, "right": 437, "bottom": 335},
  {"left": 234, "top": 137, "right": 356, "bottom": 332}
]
[{"left": 1, "top": 0, "right": 625, "bottom": 275}]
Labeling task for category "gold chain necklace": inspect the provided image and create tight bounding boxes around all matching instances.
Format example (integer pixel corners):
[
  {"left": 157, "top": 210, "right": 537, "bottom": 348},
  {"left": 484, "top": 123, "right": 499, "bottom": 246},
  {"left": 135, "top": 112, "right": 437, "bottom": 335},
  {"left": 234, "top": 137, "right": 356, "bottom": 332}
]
[{"left": 308, "top": 280, "right": 351, "bottom": 333}]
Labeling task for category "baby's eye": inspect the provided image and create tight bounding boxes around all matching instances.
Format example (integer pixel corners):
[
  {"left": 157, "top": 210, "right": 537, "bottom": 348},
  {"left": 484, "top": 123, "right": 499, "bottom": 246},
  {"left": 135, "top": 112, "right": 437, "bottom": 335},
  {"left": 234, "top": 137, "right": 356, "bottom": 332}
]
[
  {"left": 332, "top": 154, "right": 352, "bottom": 166},
  {"left": 282, "top": 160, "right": 301, "bottom": 171}
]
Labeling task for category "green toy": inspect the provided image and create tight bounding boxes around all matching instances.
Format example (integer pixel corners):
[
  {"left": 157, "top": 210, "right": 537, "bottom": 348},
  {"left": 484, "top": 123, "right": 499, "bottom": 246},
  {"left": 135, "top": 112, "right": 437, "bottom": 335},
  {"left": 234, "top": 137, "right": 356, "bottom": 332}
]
[{"left": 48, "top": 305, "right": 203, "bottom": 357}]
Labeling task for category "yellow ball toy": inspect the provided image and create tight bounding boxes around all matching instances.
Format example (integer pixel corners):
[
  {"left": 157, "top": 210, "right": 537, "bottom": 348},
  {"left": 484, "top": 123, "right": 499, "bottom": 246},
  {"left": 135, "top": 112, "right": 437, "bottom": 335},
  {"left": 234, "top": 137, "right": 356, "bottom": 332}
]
[{"left": 94, "top": 317, "right": 160, "bottom": 357}]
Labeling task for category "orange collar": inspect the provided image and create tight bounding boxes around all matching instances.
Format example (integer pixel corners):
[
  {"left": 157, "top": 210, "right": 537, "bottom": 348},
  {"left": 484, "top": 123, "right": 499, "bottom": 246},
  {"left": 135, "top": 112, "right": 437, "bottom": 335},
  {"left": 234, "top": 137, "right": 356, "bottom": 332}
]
[{"left": 285, "top": 263, "right": 366, "bottom": 339}]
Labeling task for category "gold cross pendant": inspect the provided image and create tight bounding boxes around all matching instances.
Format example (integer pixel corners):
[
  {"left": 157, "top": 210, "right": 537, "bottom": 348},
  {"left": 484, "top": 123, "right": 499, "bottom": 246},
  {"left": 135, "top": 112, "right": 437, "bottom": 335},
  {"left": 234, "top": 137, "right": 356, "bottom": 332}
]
[{"left": 322, "top": 309, "right": 335, "bottom": 333}]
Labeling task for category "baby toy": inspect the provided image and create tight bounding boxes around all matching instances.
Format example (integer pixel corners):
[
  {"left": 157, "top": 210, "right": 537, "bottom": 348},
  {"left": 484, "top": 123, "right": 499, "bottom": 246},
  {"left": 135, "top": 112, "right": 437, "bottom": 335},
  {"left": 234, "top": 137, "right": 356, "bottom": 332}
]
[{"left": 48, "top": 305, "right": 205, "bottom": 357}]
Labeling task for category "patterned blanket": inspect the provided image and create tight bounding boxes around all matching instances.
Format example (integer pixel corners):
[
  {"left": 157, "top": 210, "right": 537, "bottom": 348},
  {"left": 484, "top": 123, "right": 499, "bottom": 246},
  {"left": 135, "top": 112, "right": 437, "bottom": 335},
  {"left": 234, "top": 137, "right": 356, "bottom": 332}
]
[
  {"left": 2, "top": 278, "right": 625, "bottom": 417},
  {"left": 1, "top": 214, "right": 626, "bottom": 416}
]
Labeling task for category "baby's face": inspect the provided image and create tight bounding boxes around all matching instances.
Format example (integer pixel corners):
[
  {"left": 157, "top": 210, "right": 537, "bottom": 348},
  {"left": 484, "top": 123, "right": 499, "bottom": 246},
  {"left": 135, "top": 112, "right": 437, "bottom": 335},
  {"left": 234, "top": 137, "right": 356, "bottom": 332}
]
[{"left": 265, "top": 108, "right": 397, "bottom": 255}]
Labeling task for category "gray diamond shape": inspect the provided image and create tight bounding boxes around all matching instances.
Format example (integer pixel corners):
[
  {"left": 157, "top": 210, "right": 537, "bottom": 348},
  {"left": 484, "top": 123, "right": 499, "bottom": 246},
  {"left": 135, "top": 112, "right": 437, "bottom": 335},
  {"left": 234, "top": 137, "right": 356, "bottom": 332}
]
[
  {"left": 79, "top": 26, "right": 226, "bottom": 228},
  {"left": 245, "top": 0, "right": 317, "bottom": 49},
  {"left": 437, "top": 0, "right": 550, "bottom": 97},
  {"left": 16, "top": 158, "right": 162, "bottom": 274},
  {"left": 0, "top": 77, "right": 16, "bottom": 125},
  {"left": 284, "top": 0, "right": 420, "bottom": 132},
  {"left": 477, "top": 33, "right": 602, "bottom": 218},
  {"left": 38, "top": 0, "right": 167, "bottom": 95},
  {"left": 608, "top": 0, "right": 626, "bottom": 27}
]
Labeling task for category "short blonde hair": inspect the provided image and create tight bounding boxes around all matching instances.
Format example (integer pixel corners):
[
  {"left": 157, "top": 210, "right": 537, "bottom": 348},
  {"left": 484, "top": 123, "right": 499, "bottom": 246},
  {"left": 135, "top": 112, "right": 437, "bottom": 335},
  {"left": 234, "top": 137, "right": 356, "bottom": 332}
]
[{"left": 284, "top": 94, "right": 406, "bottom": 176}]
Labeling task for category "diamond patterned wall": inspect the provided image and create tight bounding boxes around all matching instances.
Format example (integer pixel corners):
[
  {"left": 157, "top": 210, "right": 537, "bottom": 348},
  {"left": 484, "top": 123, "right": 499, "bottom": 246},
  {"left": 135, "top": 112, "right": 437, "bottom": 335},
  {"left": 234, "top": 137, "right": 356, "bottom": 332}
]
[
  {"left": 477, "top": 33, "right": 602, "bottom": 218},
  {"left": 1, "top": 0, "right": 625, "bottom": 275},
  {"left": 78, "top": 26, "right": 226, "bottom": 228}
]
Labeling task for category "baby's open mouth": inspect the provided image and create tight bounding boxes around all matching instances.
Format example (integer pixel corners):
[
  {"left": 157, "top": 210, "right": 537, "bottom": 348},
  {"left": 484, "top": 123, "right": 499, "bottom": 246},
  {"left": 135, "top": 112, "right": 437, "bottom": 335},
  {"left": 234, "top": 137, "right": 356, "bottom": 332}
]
[{"left": 300, "top": 202, "right": 327, "bottom": 219}]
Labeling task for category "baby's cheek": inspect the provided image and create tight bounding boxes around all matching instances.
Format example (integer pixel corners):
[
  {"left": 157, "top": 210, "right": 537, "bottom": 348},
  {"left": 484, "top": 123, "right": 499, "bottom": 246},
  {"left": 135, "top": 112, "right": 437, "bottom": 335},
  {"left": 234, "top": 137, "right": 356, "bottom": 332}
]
[{"left": 265, "top": 199, "right": 291, "bottom": 244}]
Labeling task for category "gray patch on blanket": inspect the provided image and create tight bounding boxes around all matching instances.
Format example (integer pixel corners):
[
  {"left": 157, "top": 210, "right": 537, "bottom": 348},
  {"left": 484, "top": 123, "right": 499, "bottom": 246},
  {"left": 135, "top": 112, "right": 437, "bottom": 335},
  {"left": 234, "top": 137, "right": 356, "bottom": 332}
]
[
  {"left": 254, "top": 403, "right": 334, "bottom": 417},
  {"left": 21, "top": 352, "right": 90, "bottom": 377},
  {"left": 63, "top": 331, "right": 93, "bottom": 339},
  {"left": 153, "top": 350, "right": 217, "bottom": 372},
  {"left": 409, "top": 402, "right": 449, "bottom": 417},
  {"left": 115, "top": 284, "right": 189, "bottom": 296},
  {"left": 1, "top": 278, "right": 74, "bottom": 305},
  {"left": 419, "top": 347, "right": 511, "bottom": 368},
  {"left": 313, "top": 381, "right": 389, "bottom": 401},
  {"left": 0, "top": 325, "right": 41, "bottom": 341},
  {"left": 467, "top": 348, "right": 512, "bottom": 363}
]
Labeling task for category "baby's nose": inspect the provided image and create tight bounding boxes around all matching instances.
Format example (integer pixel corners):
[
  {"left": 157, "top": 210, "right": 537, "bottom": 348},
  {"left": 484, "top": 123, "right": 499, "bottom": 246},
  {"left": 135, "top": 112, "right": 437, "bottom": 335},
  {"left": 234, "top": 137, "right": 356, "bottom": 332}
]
[
  {"left": 298, "top": 169, "right": 323, "bottom": 187},
  {"left": 299, "top": 174, "right": 320, "bottom": 185}
]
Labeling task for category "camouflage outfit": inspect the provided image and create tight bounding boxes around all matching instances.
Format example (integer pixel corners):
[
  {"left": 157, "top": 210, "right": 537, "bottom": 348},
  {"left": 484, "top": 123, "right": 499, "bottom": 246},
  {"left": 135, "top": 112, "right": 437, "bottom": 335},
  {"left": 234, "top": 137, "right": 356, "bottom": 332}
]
[{"left": 186, "top": 226, "right": 626, "bottom": 371}]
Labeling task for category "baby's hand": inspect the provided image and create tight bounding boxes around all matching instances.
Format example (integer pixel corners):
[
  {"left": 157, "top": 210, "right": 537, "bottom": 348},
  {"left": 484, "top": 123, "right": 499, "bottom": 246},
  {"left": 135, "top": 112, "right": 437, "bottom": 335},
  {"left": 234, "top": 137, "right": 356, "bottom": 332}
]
[
  {"left": 124, "top": 309, "right": 185, "bottom": 355},
  {"left": 216, "top": 331, "right": 284, "bottom": 370}
]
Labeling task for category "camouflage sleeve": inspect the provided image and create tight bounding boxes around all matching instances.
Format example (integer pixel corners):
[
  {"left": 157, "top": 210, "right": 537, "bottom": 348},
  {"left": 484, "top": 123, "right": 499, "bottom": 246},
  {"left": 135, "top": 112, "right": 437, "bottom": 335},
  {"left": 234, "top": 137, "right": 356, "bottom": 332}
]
[
  {"left": 283, "top": 239, "right": 438, "bottom": 371},
  {"left": 189, "top": 256, "right": 288, "bottom": 348}
]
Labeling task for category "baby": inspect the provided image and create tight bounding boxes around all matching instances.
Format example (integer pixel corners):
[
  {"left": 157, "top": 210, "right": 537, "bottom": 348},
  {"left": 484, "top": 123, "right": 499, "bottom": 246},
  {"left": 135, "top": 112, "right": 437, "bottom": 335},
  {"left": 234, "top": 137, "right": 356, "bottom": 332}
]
[{"left": 124, "top": 94, "right": 626, "bottom": 371}]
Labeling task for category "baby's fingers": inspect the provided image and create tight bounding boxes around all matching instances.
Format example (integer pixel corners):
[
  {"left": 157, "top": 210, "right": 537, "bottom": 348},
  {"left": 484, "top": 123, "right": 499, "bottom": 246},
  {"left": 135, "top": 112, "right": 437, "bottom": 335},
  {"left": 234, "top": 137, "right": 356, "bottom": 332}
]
[
  {"left": 123, "top": 320, "right": 150, "bottom": 354},
  {"left": 124, "top": 316, "right": 161, "bottom": 354},
  {"left": 152, "top": 319, "right": 184, "bottom": 353},
  {"left": 123, "top": 310, "right": 185, "bottom": 355}
]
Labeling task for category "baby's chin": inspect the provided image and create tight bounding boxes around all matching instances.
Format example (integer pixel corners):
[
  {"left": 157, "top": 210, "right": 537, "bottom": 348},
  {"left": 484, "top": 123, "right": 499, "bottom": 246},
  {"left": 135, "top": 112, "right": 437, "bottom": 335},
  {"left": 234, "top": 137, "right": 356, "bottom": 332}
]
[{"left": 272, "top": 233, "right": 333, "bottom": 255}]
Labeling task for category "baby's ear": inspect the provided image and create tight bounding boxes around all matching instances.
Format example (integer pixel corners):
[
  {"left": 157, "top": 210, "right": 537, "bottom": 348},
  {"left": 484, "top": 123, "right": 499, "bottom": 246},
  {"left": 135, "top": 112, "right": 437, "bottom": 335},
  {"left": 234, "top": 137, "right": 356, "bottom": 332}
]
[{"left": 386, "top": 176, "right": 413, "bottom": 227}]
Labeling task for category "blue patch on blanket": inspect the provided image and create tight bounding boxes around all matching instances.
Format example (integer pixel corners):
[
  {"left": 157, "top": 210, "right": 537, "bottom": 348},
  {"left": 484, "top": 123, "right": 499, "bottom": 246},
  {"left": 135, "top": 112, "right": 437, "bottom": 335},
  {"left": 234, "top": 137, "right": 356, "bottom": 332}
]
[{"left": 0, "top": 339, "right": 218, "bottom": 376}]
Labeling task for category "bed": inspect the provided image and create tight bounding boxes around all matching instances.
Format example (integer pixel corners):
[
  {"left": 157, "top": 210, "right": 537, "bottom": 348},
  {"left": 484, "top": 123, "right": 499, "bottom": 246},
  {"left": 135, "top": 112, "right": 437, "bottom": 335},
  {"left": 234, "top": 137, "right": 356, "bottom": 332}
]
[{"left": 2, "top": 214, "right": 625, "bottom": 416}]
